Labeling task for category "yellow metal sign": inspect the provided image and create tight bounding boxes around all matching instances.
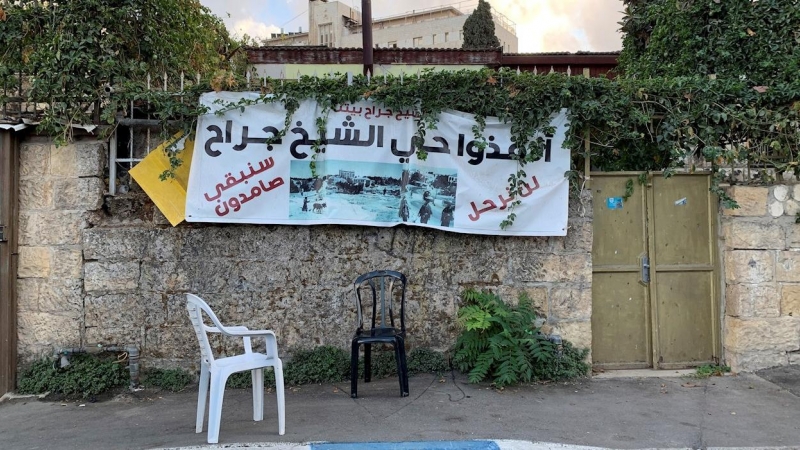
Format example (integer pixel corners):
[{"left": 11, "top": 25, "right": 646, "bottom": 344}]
[{"left": 128, "top": 134, "right": 193, "bottom": 226}]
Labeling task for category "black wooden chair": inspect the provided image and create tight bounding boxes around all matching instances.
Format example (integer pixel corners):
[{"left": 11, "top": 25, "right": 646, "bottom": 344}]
[{"left": 350, "top": 270, "right": 409, "bottom": 398}]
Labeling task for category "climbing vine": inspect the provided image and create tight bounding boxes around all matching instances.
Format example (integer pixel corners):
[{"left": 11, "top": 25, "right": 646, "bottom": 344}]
[
  {"left": 2, "top": 1, "right": 800, "bottom": 229},
  {"left": 196, "top": 69, "right": 800, "bottom": 220}
]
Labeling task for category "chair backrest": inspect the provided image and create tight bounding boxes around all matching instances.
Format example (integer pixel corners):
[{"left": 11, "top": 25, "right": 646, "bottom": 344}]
[
  {"left": 186, "top": 293, "right": 225, "bottom": 365},
  {"left": 353, "top": 270, "right": 407, "bottom": 334}
]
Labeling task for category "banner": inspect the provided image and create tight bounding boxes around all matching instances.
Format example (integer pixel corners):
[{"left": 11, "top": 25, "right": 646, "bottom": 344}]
[{"left": 186, "top": 92, "right": 570, "bottom": 236}]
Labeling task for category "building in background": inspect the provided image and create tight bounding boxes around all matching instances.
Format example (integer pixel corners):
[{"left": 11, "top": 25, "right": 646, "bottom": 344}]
[{"left": 265, "top": 0, "right": 518, "bottom": 53}]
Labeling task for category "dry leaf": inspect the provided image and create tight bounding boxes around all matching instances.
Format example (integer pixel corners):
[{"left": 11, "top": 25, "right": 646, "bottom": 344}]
[
  {"left": 747, "top": 28, "right": 756, "bottom": 36},
  {"left": 487, "top": 76, "right": 497, "bottom": 85},
  {"left": 0, "top": 7, "right": 7, "bottom": 22},
  {"left": 681, "top": 382, "right": 699, "bottom": 388}
]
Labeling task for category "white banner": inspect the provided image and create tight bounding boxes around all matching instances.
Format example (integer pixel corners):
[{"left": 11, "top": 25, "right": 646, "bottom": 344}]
[{"left": 186, "top": 92, "right": 570, "bottom": 236}]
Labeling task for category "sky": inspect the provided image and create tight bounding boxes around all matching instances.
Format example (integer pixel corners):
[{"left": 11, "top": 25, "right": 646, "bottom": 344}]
[{"left": 199, "top": 0, "right": 625, "bottom": 53}]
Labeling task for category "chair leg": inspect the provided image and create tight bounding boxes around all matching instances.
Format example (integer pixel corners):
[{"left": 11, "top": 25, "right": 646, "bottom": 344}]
[
  {"left": 207, "top": 371, "right": 228, "bottom": 444},
  {"left": 196, "top": 364, "right": 210, "bottom": 433},
  {"left": 364, "top": 343, "right": 372, "bottom": 383},
  {"left": 252, "top": 368, "right": 264, "bottom": 422},
  {"left": 350, "top": 341, "right": 360, "bottom": 398},
  {"left": 274, "top": 360, "right": 285, "bottom": 436},
  {"left": 393, "top": 343, "right": 405, "bottom": 396},
  {"left": 398, "top": 342, "right": 409, "bottom": 396}
]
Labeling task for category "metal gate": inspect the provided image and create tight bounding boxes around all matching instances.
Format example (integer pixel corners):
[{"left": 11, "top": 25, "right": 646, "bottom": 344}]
[
  {"left": 591, "top": 173, "right": 720, "bottom": 369},
  {"left": 0, "top": 130, "right": 19, "bottom": 395}
]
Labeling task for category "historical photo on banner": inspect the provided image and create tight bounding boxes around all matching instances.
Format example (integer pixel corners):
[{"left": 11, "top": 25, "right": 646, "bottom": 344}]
[{"left": 186, "top": 92, "right": 570, "bottom": 236}]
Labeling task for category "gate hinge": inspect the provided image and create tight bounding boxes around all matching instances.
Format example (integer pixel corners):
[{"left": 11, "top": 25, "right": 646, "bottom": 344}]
[{"left": 0, "top": 225, "right": 6, "bottom": 242}]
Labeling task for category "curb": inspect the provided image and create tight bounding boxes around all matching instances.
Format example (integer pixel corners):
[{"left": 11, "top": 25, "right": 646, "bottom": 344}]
[{"left": 154, "top": 440, "right": 800, "bottom": 450}]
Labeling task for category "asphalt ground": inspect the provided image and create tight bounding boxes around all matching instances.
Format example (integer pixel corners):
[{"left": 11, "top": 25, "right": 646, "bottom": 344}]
[{"left": 2, "top": 367, "right": 800, "bottom": 450}]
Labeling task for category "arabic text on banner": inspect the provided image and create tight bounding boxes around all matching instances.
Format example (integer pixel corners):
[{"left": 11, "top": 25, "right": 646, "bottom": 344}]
[{"left": 186, "top": 92, "right": 570, "bottom": 236}]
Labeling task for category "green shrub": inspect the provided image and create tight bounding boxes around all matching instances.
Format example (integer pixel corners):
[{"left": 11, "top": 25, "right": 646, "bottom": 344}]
[
  {"left": 18, "top": 354, "right": 129, "bottom": 398},
  {"left": 453, "top": 289, "right": 588, "bottom": 387},
  {"left": 407, "top": 348, "right": 449, "bottom": 375},
  {"left": 142, "top": 368, "right": 193, "bottom": 392},
  {"left": 221, "top": 345, "right": 448, "bottom": 389},
  {"left": 453, "top": 289, "right": 553, "bottom": 387},
  {"left": 532, "top": 341, "right": 590, "bottom": 381},
  {"left": 284, "top": 346, "right": 350, "bottom": 384}
]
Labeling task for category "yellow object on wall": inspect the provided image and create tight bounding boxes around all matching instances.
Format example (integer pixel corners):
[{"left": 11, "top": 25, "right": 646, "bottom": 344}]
[{"left": 128, "top": 134, "right": 193, "bottom": 226}]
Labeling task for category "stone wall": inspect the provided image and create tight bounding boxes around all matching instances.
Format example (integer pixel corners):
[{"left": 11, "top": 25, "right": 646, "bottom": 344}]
[
  {"left": 722, "top": 185, "right": 800, "bottom": 372},
  {"left": 17, "top": 137, "right": 105, "bottom": 358},
  {"left": 16, "top": 137, "right": 593, "bottom": 373}
]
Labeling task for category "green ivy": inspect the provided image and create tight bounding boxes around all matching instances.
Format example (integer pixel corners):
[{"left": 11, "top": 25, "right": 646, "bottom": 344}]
[
  {"left": 0, "top": 0, "right": 243, "bottom": 145},
  {"left": 142, "top": 367, "right": 193, "bottom": 392},
  {"left": 224, "top": 346, "right": 449, "bottom": 389},
  {"left": 17, "top": 354, "right": 129, "bottom": 399},
  {"left": 620, "top": 0, "right": 800, "bottom": 86},
  {"left": 4, "top": 1, "right": 800, "bottom": 229}
]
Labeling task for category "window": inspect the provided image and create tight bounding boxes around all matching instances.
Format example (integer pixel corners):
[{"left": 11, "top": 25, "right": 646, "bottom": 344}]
[
  {"left": 444, "top": 32, "right": 449, "bottom": 42},
  {"left": 318, "top": 23, "right": 333, "bottom": 47},
  {"left": 413, "top": 36, "right": 422, "bottom": 47},
  {"left": 388, "top": 41, "right": 397, "bottom": 48}
]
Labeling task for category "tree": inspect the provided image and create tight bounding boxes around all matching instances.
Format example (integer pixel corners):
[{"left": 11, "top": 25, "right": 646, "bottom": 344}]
[
  {"left": 461, "top": 0, "right": 501, "bottom": 50},
  {"left": 0, "top": 0, "right": 242, "bottom": 142}
]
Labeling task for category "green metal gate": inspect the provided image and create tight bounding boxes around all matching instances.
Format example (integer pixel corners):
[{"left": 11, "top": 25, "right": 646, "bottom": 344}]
[{"left": 591, "top": 173, "right": 720, "bottom": 369}]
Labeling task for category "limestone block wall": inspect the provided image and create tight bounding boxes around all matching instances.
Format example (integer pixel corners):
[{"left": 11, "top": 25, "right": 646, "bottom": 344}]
[
  {"left": 722, "top": 185, "right": 800, "bottom": 372},
  {"left": 15, "top": 137, "right": 593, "bottom": 372},
  {"left": 16, "top": 137, "right": 105, "bottom": 359}
]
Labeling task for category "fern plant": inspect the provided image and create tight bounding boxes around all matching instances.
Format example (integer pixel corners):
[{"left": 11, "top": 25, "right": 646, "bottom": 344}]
[{"left": 453, "top": 289, "right": 554, "bottom": 387}]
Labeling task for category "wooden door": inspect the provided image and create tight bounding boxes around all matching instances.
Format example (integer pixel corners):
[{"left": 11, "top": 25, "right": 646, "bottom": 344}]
[{"left": 0, "top": 130, "right": 19, "bottom": 395}]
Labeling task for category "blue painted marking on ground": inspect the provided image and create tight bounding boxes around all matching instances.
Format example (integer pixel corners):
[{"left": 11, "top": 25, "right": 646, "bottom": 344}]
[{"left": 311, "top": 441, "right": 501, "bottom": 450}]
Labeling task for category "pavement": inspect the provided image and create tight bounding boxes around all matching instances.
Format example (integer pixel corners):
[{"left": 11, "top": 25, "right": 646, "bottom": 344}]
[{"left": 2, "top": 366, "right": 800, "bottom": 450}]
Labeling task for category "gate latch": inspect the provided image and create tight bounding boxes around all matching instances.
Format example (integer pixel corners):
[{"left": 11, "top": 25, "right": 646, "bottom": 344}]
[
  {"left": 0, "top": 225, "right": 6, "bottom": 242},
  {"left": 641, "top": 255, "right": 651, "bottom": 284}
]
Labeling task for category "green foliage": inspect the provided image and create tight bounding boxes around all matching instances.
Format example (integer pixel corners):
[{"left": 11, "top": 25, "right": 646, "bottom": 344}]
[
  {"left": 0, "top": 0, "right": 242, "bottom": 144},
  {"left": 407, "top": 348, "right": 449, "bottom": 375},
  {"left": 694, "top": 364, "right": 731, "bottom": 379},
  {"left": 142, "top": 368, "right": 193, "bottom": 392},
  {"left": 17, "top": 354, "right": 129, "bottom": 398},
  {"left": 453, "top": 289, "right": 561, "bottom": 387},
  {"left": 532, "top": 341, "right": 590, "bottom": 381},
  {"left": 222, "top": 345, "right": 448, "bottom": 389},
  {"left": 620, "top": 0, "right": 800, "bottom": 85},
  {"left": 284, "top": 345, "right": 350, "bottom": 384},
  {"left": 462, "top": 0, "right": 501, "bottom": 50},
  {"left": 3, "top": 0, "right": 798, "bottom": 229}
]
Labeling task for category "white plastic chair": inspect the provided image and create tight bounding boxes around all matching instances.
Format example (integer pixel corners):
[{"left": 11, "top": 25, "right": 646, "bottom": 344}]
[{"left": 186, "top": 293, "right": 285, "bottom": 444}]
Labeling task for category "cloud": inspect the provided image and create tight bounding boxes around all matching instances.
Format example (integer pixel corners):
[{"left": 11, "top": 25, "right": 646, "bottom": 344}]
[
  {"left": 200, "top": 0, "right": 293, "bottom": 39},
  {"left": 202, "top": 0, "right": 624, "bottom": 52},
  {"left": 230, "top": 18, "right": 281, "bottom": 40},
  {"left": 358, "top": 0, "right": 623, "bottom": 52}
]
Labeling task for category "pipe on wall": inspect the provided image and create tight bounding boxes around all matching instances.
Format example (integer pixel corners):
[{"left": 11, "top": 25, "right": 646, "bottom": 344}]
[{"left": 55, "top": 344, "right": 140, "bottom": 389}]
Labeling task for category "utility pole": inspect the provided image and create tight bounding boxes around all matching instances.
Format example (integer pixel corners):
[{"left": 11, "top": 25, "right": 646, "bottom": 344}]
[{"left": 362, "top": 0, "right": 374, "bottom": 76}]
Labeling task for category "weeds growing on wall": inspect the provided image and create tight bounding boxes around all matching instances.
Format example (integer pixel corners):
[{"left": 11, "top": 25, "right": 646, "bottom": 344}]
[
  {"left": 453, "top": 289, "right": 589, "bottom": 387},
  {"left": 142, "top": 368, "right": 194, "bottom": 392},
  {"left": 17, "top": 354, "right": 129, "bottom": 399}
]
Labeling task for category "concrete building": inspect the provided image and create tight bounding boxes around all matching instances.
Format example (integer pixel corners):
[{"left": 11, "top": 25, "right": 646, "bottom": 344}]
[{"left": 265, "top": 0, "right": 518, "bottom": 53}]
